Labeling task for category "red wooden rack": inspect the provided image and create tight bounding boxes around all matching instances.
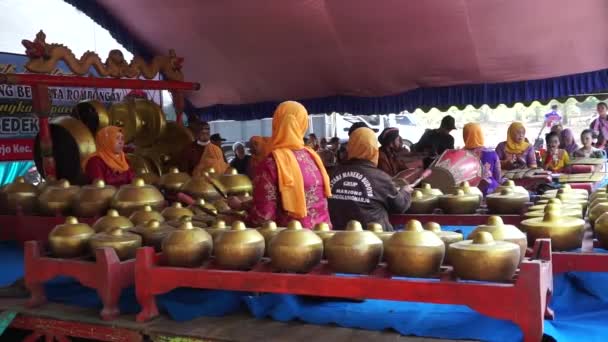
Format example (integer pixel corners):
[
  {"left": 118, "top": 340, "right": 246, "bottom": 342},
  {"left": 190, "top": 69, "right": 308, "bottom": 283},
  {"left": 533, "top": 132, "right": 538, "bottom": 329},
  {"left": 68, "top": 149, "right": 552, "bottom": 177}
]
[
  {"left": 390, "top": 213, "right": 524, "bottom": 226},
  {"left": 0, "top": 214, "right": 96, "bottom": 244},
  {"left": 24, "top": 240, "right": 136, "bottom": 321},
  {"left": 552, "top": 239, "right": 608, "bottom": 274},
  {"left": 135, "top": 240, "right": 554, "bottom": 342}
]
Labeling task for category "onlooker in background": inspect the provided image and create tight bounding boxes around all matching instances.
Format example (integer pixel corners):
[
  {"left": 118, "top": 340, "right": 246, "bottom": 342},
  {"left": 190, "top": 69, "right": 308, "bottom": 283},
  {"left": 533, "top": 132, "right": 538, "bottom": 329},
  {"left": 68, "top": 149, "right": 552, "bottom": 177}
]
[
  {"left": 590, "top": 102, "right": 608, "bottom": 144},
  {"left": 229, "top": 142, "right": 251, "bottom": 175},
  {"left": 559, "top": 128, "right": 579, "bottom": 156},
  {"left": 542, "top": 132, "right": 570, "bottom": 172},
  {"left": 377, "top": 127, "right": 408, "bottom": 176},
  {"left": 319, "top": 138, "right": 328, "bottom": 151},
  {"left": 348, "top": 122, "right": 370, "bottom": 136},
  {"left": 179, "top": 121, "right": 211, "bottom": 174},
  {"left": 318, "top": 137, "right": 340, "bottom": 170},
  {"left": 307, "top": 133, "right": 320, "bottom": 151},
  {"left": 544, "top": 104, "right": 562, "bottom": 128},
  {"left": 210, "top": 133, "right": 227, "bottom": 162},
  {"left": 574, "top": 129, "right": 606, "bottom": 158},
  {"left": 413, "top": 115, "right": 456, "bottom": 168}
]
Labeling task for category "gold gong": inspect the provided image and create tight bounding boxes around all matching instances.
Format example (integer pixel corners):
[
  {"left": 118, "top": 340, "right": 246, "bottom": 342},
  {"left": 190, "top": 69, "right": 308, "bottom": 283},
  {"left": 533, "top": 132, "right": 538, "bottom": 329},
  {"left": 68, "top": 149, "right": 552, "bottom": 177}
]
[
  {"left": 133, "top": 99, "right": 166, "bottom": 147},
  {"left": 109, "top": 100, "right": 142, "bottom": 143}
]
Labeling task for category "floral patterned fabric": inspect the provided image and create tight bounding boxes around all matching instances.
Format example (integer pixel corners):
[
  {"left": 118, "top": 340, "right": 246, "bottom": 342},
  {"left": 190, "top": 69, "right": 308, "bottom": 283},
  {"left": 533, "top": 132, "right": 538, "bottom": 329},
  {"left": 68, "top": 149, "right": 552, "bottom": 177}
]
[{"left": 246, "top": 149, "right": 330, "bottom": 229}]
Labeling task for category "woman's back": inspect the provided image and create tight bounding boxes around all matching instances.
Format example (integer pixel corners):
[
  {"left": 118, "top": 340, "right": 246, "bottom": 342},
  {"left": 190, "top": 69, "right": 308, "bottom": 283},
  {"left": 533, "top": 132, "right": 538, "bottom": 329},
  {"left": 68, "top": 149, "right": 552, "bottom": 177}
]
[{"left": 248, "top": 149, "right": 330, "bottom": 228}]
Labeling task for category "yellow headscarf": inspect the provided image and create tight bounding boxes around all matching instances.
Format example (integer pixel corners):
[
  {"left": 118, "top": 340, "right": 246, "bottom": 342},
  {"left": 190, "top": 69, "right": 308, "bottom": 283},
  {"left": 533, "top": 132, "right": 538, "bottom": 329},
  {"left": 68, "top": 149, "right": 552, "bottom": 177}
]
[
  {"left": 193, "top": 143, "right": 228, "bottom": 176},
  {"left": 505, "top": 122, "right": 530, "bottom": 154},
  {"left": 270, "top": 101, "right": 331, "bottom": 218},
  {"left": 463, "top": 123, "right": 484, "bottom": 150},
  {"left": 83, "top": 126, "right": 130, "bottom": 172},
  {"left": 347, "top": 127, "right": 379, "bottom": 165}
]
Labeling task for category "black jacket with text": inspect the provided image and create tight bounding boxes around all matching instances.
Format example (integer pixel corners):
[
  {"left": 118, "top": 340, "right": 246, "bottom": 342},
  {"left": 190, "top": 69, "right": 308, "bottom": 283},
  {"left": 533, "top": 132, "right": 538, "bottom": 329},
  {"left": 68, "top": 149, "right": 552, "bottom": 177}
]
[{"left": 328, "top": 159, "right": 411, "bottom": 231}]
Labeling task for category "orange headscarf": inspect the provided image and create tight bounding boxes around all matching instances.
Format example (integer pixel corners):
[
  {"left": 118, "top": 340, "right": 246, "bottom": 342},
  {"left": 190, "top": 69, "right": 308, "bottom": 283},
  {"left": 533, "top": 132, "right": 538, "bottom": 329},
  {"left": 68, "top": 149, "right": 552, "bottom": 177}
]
[
  {"left": 270, "top": 101, "right": 331, "bottom": 218},
  {"left": 83, "top": 126, "right": 130, "bottom": 172},
  {"left": 463, "top": 123, "right": 485, "bottom": 150},
  {"left": 193, "top": 143, "right": 229, "bottom": 176},
  {"left": 505, "top": 122, "right": 530, "bottom": 154},
  {"left": 347, "top": 127, "right": 379, "bottom": 165}
]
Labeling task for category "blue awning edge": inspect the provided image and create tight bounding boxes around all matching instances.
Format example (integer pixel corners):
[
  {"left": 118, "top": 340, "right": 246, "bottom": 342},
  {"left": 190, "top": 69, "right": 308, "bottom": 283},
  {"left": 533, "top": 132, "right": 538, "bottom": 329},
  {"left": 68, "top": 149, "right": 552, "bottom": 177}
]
[{"left": 63, "top": 0, "right": 608, "bottom": 121}]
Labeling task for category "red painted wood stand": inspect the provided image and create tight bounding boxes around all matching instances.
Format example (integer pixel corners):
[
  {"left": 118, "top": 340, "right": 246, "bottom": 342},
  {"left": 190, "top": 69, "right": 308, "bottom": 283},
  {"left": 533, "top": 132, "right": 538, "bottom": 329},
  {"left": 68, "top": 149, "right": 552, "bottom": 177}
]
[
  {"left": 24, "top": 240, "right": 135, "bottom": 321},
  {"left": 390, "top": 213, "right": 523, "bottom": 226},
  {"left": 135, "top": 240, "right": 554, "bottom": 342},
  {"left": 552, "top": 239, "right": 608, "bottom": 274},
  {"left": 0, "top": 214, "right": 95, "bottom": 244}
]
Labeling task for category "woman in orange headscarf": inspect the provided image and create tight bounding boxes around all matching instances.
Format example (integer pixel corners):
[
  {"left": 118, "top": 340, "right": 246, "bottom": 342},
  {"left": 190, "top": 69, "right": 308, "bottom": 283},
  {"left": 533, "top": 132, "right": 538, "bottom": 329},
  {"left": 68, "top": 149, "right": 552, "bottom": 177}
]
[
  {"left": 328, "top": 127, "right": 411, "bottom": 231},
  {"left": 247, "top": 136, "right": 270, "bottom": 178},
  {"left": 229, "top": 101, "right": 331, "bottom": 229},
  {"left": 193, "top": 143, "right": 229, "bottom": 177},
  {"left": 463, "top": 123, "right": 502, "bottom": 195},
  {"left": 84, "top": 126, "right": 135, "bottom": 186},
  {"left": 495, "top": 122, "right": 537, "bottom": 170}
]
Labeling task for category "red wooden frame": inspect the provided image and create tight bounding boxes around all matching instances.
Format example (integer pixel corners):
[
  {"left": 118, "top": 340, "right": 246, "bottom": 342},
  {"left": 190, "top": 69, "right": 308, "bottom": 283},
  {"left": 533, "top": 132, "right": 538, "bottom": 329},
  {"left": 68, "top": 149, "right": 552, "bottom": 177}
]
[
  {"left": 390, "top": 213, "right": 524, "bottom": 226},
  {"left": 135, "top": 240, "right": 554, "bottom": 342},
  {"left": 10, "top": 314, "right": 142, "bottom": 342},
  {"left": 24, "top": 240, "right": 136, "bottom": 321},
  {"left": 551, "top": 239, "right": 608, "bottom": 274},
  {"left": 0, "top": 214, "right": 96, "bottom": 244}
]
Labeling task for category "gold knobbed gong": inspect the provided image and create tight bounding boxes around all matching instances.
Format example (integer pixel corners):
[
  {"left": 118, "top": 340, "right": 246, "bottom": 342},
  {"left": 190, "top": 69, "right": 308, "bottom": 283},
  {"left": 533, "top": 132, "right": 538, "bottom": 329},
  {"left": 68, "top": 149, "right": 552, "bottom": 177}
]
[
  {"left": 520, "top": 211, "right": 584, "bottom": 251},
  {"left": 161, "top": 202, "right": 194, "bottom": 221},
  {"left": 486, "top": 189, "right": 529, "bottom": 215},
  {"left": 452, "top": 181, "right": 483, "bottom": 200},
  {"left": 0, "top": 176, "right": 38, "bottom": 214},
  {"left": 131, "top": 99, "right": 167, "bottom": 147},
  {"left": 416, "top": 183, "right": 443, "bottom": 196},
  {"left": 135, "top": 121, "right": 194, "bottom": 172},
  {"left": 525, "top": 203, "right": 582, "bottom": 219},
  {"left": 527, "top": 198, "right": 581, "bottom": 212},
  {"left": 407, "top": 190, "right": 439, "bottom": 214},
  {"left": 128, "top": 205, "right": 165, "bottom": 226},
  {"left": 438, "top": 189, "right": 480, "bottom": 214},
  {"left": 259, "top": 221, "right": 286, "bottom": 257},
  {"left": 48, "top": 216, "right": 95, "bottom": 258},
  {"left": 89, "top": 227, "right": 142, "bottom": 260},
  {"left": 136, "top": 168, "right": 160, "bottom": 186},
  {"left": 111, "top": 178, "right": 165, "bottom": 216},
  {"left": 181, "top": 177, "right": 222, "bottom": 202},
  {"left": 543, "top": 184, "right": 588, "bottom": 199},
  {"left": 269, "top": 221, "right": 323, "bottom": 273},
  {"left": 494, "top": 180, "right": 529, "bottom": 199},
  {"left": 131, "top": 219, "right": 174, "bottom": 251},
  {"left": 594, "top": 212, "right": 608, "bottom": 249},
  {"left": 38, "top": 179, "right": 80, "bottom": 215},
  {"left": 423, "top": 222, "right": 463, "bottom": 264},
  {"left": 385, "top": 220, "right": 445, "bottom": 277},
  {"left": 214, "top": 168, "right": 253, "bottom": 196},
  {"left": 159, "top": 168, "right": 191, "bottom": 193},
  {"left": 162, "top": 219, "right": 213, "bottom": 267},
  {"left": 312, "top": 222, "right": 335, "bottom": 258},
  {"left": 205, "top": 219, "right": 229, "bottom": 242},
  {"left": 73, "top": 179, "right": 116, "bottom": 217},
  {"left": 588, "top": 202, "right": 608, "bottom": 224},
  {"left": 325, "top": 221, "right": 383, "bottom": 274},
  {"left": 92, "top": 209, "right": 134, "bottom": 232},
  {"left": 589, "top": 197, "right": 608, "bottom": 212},
  {"left": 449, "top": 231, "right": 520, "bottom": 282},
  {"left": 536, "top": 196, "right": 588, "bottom": 212},
  {"left": 366, "top": 222, "right": 394, "bottom": 261},
  {"left": 468, "top": 216, "right": 527, "bottom": 263},
  {"left": 214, "top": 221, "right": 265, "bottom": 270},
  {"left": 189, "top": 198, "right": 219, "bottom": 217},
  {"left": 71, "top": 100, "right": 110, "bottom": 133}
]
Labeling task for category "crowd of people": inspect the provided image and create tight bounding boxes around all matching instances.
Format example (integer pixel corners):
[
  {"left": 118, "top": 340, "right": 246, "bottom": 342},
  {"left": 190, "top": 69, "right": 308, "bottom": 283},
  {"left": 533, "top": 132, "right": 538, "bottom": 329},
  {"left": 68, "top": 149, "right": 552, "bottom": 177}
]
[{"left": 78, "top": 101, "right": 608, "bottom": 233}]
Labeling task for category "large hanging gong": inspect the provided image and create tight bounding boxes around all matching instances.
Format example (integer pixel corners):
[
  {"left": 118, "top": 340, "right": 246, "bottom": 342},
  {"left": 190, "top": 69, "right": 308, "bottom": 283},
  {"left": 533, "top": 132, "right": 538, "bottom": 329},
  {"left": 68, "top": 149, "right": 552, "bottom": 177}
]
[
  {"left": 70, "top": 100, "right": 110, "bottom": 134},
  {"left": 34, "top": 116, "right": 96, "bottom": 185}
]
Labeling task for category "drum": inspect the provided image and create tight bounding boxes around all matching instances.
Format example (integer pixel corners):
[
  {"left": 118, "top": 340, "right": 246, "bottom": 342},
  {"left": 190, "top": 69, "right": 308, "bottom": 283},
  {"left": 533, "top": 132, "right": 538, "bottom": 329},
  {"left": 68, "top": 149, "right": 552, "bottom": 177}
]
[
  {"left": 424, "top": 149, "right": 482, "bottom": 193},
  {"left": 34, "top": 116, "right": 96, "bottom": 185}
]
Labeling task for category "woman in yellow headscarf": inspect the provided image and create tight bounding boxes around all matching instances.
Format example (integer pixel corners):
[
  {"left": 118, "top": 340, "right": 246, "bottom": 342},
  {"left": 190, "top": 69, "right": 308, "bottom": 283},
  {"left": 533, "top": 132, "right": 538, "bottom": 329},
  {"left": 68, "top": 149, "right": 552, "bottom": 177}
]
[
  {"left": 463, "top": 123, "right": 502, "bottom": 195},
  {"left": 84, "top": 126, "right": 134, "bottom": 186},
  {"left": 327, "top": 127, "right": 412, "bottom": 231},
  {"left": 193, "top": 143, "right": 229, "bottom": 177},
  {"left": 247, "top": 136, "right": 270, "bottom": 178},
  {"left": 495, "top": 122, "right": 537, "bottom": 170},
  {"left": 228, "top": 101, "right": 331, "bottom": 229}
]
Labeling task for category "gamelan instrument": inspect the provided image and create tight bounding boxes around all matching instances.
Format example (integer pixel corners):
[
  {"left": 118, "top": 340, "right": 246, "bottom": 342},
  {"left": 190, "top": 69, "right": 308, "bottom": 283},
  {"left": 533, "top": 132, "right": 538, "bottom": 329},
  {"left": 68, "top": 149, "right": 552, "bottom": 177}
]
[{"left": 423, "top": 149, "right": 482, "bottom": 193}]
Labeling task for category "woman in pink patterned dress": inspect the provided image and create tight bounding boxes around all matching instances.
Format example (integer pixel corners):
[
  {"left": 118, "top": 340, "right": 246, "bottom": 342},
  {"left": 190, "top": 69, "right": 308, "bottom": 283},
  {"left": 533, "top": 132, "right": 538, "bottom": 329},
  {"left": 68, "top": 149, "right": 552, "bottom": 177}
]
[{"left": 228, "top": 101, "right": 332, "bottom": 229}]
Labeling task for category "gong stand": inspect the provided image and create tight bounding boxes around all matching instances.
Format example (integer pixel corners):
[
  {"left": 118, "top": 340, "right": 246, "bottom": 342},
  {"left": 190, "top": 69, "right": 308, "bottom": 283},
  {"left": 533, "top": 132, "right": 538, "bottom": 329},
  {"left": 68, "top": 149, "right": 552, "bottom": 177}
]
[
  {"left": 135, "top": 239, "right": 554, "bottom": 342},
  {"left": 550, "top": 227, "right": 608, "bottom": 274},
  {"left": 24, "top": 240, "right": 140, "bottom": 321},
  {"left": 0, "top": 212, "right": 96, "bottom": 244}
]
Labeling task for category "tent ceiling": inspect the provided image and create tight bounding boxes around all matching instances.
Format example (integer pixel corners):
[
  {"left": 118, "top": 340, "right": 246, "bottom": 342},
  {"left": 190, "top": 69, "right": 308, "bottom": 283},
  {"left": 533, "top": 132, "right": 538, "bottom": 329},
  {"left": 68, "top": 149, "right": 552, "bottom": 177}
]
[{"left": 68, "top": 0, "right": 608, "bottom": 114}]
